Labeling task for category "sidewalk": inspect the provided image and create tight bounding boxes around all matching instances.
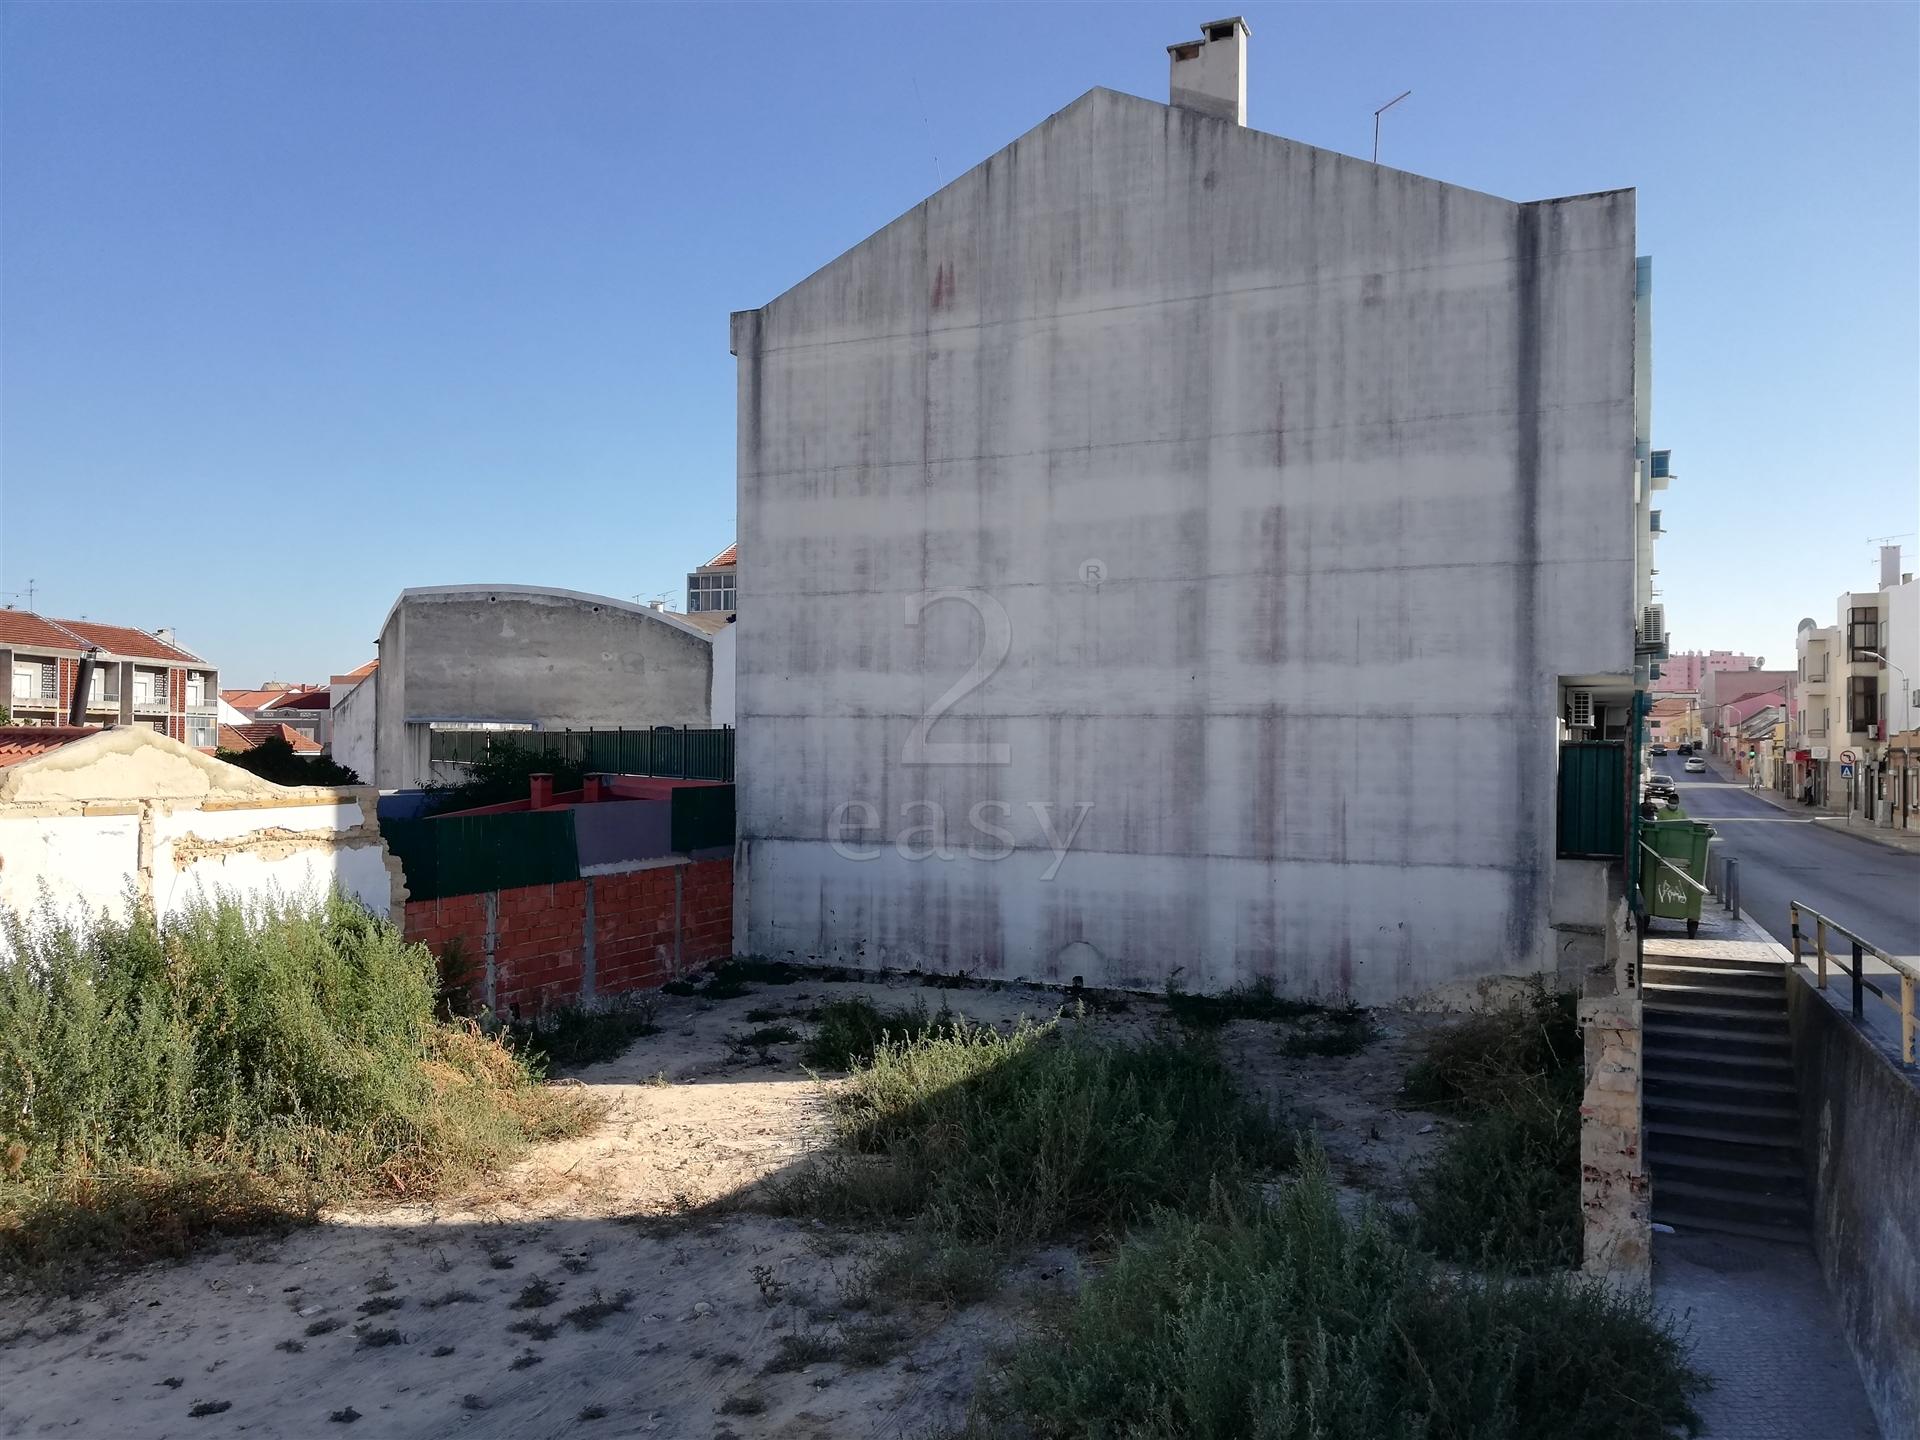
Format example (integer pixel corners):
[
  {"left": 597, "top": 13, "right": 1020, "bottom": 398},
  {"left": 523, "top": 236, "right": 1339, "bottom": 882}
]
[
  {"left": 1696, "top": 754, "right": 1920, "bottom": 857},
  {"left": 1642, "top": 907, "right": 1886, "bottom": 1440}
]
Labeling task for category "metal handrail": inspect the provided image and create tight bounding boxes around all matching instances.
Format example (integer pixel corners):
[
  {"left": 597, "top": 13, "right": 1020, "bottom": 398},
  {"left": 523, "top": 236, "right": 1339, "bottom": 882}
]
[{"left": 1788, "top": 902, "right": 1917, "bottom": 1068}]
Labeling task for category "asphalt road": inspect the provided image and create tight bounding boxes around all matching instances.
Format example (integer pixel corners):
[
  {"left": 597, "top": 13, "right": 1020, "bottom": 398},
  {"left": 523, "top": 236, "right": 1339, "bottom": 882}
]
[{"left": 1656, "top": 756, "right": 1920, "bottom": 963}]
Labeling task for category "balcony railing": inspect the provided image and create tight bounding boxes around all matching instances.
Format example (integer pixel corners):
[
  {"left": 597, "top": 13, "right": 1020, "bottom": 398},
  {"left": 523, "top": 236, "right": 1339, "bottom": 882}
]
[{"left": 131, "top": 693, "right": 169, "bottom": 712}]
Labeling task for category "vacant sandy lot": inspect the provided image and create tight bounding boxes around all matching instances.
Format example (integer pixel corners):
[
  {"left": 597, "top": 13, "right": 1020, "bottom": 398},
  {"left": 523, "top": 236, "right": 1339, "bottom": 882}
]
[{"left": 0, "top": 975, "right": 1451, "bottom": 1440}]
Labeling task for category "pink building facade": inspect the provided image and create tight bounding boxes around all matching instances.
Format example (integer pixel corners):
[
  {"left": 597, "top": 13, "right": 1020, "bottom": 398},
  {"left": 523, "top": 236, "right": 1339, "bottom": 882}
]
[{"left": 1655, "top": 649, "right": 1762, "bottom": 695}]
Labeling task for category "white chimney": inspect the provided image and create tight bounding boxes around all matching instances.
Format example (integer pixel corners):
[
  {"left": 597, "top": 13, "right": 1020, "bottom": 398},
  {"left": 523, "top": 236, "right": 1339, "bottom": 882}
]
[
  {"left": 155, "top": 626, "right": 175, "bottom": 646},
  {"left": 1168, "top": 17, "right": 1249, "bottom": 125},
  {"left": 1880, "top": 544, "right": 1902, "bottom": 591}
]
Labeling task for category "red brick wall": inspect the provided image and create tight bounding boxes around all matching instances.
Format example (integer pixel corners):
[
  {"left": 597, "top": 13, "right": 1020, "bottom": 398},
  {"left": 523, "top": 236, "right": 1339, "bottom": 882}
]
[
  {"left": 400, "top": 858, "right": 732, "bottom": 1017},
  {"left": 590, "top": 868, "right": 679, "bottom": 996},
  {"left": 492, "top": 880, "right": 589, "bottom": 1016}
]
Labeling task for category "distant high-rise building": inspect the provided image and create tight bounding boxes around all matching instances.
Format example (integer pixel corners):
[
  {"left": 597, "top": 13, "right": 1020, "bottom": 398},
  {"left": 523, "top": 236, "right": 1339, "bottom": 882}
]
[{"left": 1655, "top": 649, "right": 1762, "bottom": 695}]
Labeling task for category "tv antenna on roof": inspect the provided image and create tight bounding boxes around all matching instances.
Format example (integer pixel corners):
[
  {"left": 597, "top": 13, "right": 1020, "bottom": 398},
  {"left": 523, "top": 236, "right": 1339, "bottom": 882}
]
[{"left": 1373, "top": 90, "right": 1412, "bottom": 165}]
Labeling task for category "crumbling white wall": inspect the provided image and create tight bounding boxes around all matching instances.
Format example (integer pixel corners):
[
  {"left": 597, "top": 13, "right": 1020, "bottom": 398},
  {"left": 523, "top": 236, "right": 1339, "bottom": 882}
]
[
  {"left": 0, "top": 730, "right": 403, "bottom": 934},
  {"left": 733, "top": 87, "right": 1637, "bottom": 1003}
]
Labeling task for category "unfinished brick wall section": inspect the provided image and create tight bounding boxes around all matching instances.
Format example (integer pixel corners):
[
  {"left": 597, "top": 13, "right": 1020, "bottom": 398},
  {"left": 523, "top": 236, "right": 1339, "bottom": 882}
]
[{"left": 402, "top": 858, "right": 732, "bottom": 1017}]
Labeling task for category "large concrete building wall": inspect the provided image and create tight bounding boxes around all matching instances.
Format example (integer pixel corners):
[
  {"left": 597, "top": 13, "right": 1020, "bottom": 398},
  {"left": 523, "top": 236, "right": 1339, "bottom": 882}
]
[
  {"left": 733, "top": 87, "right": 1637, "bottom": 1002},
  {"left": 370, "top": 587, "right": 714, "bottom": 790}
]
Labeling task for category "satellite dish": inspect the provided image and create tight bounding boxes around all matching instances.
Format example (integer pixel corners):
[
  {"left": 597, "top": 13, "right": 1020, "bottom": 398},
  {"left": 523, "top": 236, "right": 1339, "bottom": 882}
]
[{"left": 1796, "top": 617, "right": 1816, "bottom": 632}]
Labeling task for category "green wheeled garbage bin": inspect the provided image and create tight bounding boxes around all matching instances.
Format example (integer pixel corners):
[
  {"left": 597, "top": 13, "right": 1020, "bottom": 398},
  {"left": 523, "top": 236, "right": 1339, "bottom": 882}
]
[{"left": 1640, "top": 818, "right": 1712, "bottom": 936}]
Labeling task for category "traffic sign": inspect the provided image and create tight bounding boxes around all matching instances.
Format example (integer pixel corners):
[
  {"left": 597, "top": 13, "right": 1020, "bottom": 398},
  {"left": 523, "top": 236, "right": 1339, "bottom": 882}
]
[
  {"left": 1840, "top": 748, "right": 1857, "bottom": 765},
  {"left": 1840, "top": 763, "right": 1855, "bottom": 778}
]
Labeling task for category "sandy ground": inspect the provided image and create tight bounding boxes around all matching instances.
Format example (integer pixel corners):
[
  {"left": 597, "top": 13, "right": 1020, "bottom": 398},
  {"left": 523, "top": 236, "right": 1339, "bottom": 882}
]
[{"left": 0, "top": 975, "right": 1450, "bottom": 1440}]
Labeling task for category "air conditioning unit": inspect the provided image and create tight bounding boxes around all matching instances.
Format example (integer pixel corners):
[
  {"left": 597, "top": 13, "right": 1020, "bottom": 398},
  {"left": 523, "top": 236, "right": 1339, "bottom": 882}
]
[
  {"left": 1637, "top": 604, "right": 1668, "bottom": 658},
  {"left": 1566, "top": 689, "right": 1595, "bottom": 729}
]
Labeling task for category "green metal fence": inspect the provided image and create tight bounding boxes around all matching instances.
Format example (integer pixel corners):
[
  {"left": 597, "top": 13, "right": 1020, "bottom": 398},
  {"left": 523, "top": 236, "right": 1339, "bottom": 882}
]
[
  {"left": 429, "top": 726, "right": 734, "bottom": 781},
  {"left": 383, "top": 810, "right": 581, "bottom": 902}
]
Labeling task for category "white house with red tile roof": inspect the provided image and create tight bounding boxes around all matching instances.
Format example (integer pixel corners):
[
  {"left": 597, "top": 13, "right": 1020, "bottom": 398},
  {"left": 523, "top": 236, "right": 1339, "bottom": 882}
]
[
  {"left": 686, "top": 543, "right": 737, "bottom": 615},
  {"left": 0, "top": 611, "right": 217, "bottom": 747}
]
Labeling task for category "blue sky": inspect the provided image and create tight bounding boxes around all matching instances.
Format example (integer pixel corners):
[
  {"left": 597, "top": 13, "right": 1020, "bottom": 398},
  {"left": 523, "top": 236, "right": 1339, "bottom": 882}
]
[{"left": 2, "top": 1, "right": 1915, "bottom": 683}]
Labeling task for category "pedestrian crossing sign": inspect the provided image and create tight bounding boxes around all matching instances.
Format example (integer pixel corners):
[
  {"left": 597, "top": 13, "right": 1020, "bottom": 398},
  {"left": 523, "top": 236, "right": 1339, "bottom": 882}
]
[{"left": 1840, "top": 763, "right": 1855, "bottom": 778}]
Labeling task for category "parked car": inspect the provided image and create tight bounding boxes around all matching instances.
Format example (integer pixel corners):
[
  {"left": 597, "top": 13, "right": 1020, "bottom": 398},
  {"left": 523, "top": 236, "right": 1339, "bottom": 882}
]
[{"left": 1684, "top": 756, "right": 1707, "bottom": 773}]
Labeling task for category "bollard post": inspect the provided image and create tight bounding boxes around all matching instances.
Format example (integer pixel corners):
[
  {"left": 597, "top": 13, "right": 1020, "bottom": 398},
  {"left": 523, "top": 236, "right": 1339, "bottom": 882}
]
[
  {"left": 1816, "top": 919, "right": 1829, "bottom": 989},
  {"left": 1851, "top": 941, "right": 1866, "bottom": 1022},
  {"left": 1726, "top": 857, "right": 1740, "bottom": 918},
  {"left": 1789, "top": 904, "right": 1802, "bottom": 965},
  {"left": 1903, "top": 974, "right": 1916, "bottom": 1069}
]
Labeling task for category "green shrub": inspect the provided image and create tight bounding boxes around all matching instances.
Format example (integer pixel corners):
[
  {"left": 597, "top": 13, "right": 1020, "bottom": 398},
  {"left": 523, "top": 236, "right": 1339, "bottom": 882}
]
[
  {"left": 801, "top": 997, "right": 963, "bottom": 1070},
  {"left": 215, "top": 735, "right": 361, "bottom": 787},
  {"left": 781, "top": 1018, "right": 1287, "bottom": 1246},
  {"left": 1402, "top": 981, "right": 1580, "bottom": 1111},
  {"left": 423, "top": 739, "right": 588, "bottom": 815},
  {"left": 988, "top": 1152, "right": 1706, "bottom": 1440},
  {"left": 0, "top": 895, "right": 589, "bottom": 1285},
  {"left": 1408, "top": 1094, "right": 1582, "bottom": 1272},
  {"left": 1403, "top": 981, "right": 1584, "bottom": 1271},
  {"left": 1162, "top": 974, "right": 1320, "bottom": 1029}
]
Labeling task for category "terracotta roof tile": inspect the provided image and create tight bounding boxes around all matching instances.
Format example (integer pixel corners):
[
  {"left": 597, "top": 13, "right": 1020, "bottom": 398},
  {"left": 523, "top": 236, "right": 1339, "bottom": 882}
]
[
  {"left": 220, "top": 722, "right": 321, "bottom": 754},
  {"left": 221, "top": 689, "right": 289, "bottom": 711},
  {"left": 0, "top": 613, "right": 87, "bottom": 650},
  {"left": 0, "top": 613, "right": 201, "bottom": 663},
  {"left": 329, "top": 660, "right": 378, "bottom": 684},
  {"left": 0, "top": 726, "right": 100, "bottom": 769},
  {"left": 703, "top": 543, "right": 737, "bottom": 569},
  {"left": 54, "top": 620, "right": 201, "bottom": 663}
]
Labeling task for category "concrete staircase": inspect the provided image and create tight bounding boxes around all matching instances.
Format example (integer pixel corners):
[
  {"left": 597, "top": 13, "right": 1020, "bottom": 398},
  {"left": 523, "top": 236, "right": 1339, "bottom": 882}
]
[{"left": 1643, "top": 950, "right": 1811, "bottom": 1244}]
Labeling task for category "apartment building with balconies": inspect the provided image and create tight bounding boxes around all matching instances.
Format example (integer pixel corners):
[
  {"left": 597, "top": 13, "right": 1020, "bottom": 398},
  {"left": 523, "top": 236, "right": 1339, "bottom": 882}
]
[
  {"left": 0, "top": 612, "right": 217, "bottom": 747},
  {"left": 685, "top": 544, "right": 737, "bottom": 615},
  {"left": 1790, "top": 619, "right": 1841, "bottom": 800},
  {"left": 1787, "top": 544, "right": 1915, "bottom": 814}
]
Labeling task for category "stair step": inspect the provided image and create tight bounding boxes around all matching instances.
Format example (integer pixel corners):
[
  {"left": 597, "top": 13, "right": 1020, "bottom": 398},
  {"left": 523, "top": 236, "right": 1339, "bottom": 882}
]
[
  {"left": 1645, "top": 1120, "right": 1803, "bottom": 1165},
  {"left": 1643, "top": 1025, "right": 1792, "bottom": 1060},
  {"left": 1645, "top": 1072, "right": 1799, "bottom": 1107},
  {"left": 1642, "top": 965, "right": 1786, "bottom": 992},
  {"left": 1653, "top": 1206, "right": 1810, "bottom": 1246},
  {"left": 1643, "top": 981, "right": 1786, "bottom": 1012},
  {"left": 1643, "top": 1105, "right": 1789, "bottom": 1152},
  {"left": 1643, "top": 1002, "right": 1788, "bottom": 1032},
  {"left": 1641, "top": 955, "right": 1791, "bottom": 979},
  {"left": 1640, "top": 1046, "right": 1793, "bottom": 1082},
  {"left": 1654, "top": 1176, "right": 1808, "bottom": 1217},
  {"left": 1648, "top": 1149, "right": 1806, "bottom": 1188}
]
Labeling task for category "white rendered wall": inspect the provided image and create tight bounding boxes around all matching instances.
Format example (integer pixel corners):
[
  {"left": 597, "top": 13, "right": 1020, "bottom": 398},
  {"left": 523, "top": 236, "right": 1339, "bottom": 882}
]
[{"left": 734, "top": 88, "right": 1637, "bottom": 1003}]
